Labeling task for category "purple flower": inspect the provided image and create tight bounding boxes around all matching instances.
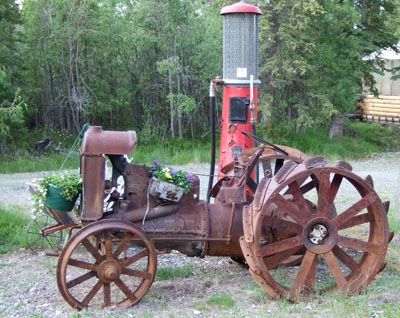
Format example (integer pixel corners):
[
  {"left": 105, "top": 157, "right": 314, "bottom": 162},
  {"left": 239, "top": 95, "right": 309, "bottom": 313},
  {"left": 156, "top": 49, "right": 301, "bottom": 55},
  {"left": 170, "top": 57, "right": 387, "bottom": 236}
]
[
  {"left": 171, "top": 168, "right": 176, "bottom": 176},
  {"left": 153, "top": 160, "right": 159, "bottom": 168},
  {"left": 186, "top": 172, "right": 194, "bottom": 183}
]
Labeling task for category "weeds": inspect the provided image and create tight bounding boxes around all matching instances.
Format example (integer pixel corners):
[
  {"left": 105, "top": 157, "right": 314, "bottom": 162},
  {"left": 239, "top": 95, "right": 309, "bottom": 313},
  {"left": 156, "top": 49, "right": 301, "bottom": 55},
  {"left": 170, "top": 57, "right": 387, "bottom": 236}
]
[
  {"left": 0, "top": 205, "right": 30, "bottom": 253},
  {"left": 155, "top": 264, "right": 194, "bottom": 280},
  {"left": 193, "top": 292, "right": 235, "bottom": 311}
]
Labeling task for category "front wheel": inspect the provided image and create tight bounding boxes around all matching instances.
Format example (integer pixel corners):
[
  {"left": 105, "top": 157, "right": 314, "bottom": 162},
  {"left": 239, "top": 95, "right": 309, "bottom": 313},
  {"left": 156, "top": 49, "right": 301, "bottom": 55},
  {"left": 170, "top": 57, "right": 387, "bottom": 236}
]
[{"left": 57, "top": 220, "right": 157, "bottom": 310}]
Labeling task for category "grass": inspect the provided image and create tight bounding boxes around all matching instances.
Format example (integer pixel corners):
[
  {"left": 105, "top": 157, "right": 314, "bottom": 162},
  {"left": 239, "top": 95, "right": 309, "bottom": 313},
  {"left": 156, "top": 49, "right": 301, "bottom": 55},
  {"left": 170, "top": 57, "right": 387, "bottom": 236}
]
[
  {"left": 131, "top": 135, "right": 211, "bottom": 165},
  {"left": 193, "top": 293, "right": 235, "bottom": 311},
  {"left": 2, "top": 121, "right": 399, "bottom": 174},
  {"left": 377, "top": 302, "right": 400, "bottom": 318},
  {"left": 267, "top": 121, "right": 400, "bottom": 161},
  {"left": 155, "top": 264, "right": 194, "bottom": 280},
  {"left": 0, "top": 154, "right": 79, "bottom": 174},
  {"left": 0, "top": 205, "right": 31, "bottom": 253}
]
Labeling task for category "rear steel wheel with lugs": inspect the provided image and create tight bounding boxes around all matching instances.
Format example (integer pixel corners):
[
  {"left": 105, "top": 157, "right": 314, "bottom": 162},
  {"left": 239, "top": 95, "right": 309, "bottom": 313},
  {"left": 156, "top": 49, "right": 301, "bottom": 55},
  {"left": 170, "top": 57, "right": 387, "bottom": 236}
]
[
  {"left": 57, "top": 220, "right": 157, "bottom": 310},
  {"left": 241, "top": 157, "right": 389, "bottom": 301}
]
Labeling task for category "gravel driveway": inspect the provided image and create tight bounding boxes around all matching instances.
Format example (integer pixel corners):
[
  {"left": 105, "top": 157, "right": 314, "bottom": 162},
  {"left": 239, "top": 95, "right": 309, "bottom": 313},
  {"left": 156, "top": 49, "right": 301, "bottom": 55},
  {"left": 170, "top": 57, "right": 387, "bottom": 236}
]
[{"left": 0, "top": 153, "right": 399, "bottom": 318}]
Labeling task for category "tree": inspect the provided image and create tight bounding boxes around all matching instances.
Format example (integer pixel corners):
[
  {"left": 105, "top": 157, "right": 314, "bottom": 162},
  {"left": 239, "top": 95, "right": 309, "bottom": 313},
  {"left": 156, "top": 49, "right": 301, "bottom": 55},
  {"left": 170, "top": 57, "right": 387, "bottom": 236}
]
[{"left": 257, "top": 0, "right": 399, "bottom": 138}]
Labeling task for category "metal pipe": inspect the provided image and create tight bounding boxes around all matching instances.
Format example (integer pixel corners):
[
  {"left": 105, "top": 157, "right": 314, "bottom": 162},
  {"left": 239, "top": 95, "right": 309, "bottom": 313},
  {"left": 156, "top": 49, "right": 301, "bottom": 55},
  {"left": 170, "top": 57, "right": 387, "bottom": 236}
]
[
  {"left": 207, "top": 80, "right": 217, "bottom": 203},
  {"left": 249, "top": 75, "right": 258, "bottom": 184}
]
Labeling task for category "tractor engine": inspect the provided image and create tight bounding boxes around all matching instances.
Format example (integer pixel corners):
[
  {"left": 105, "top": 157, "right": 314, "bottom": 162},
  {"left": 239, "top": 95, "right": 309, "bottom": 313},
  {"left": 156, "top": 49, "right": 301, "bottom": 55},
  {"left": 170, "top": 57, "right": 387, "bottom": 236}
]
[{"left": 80, "top": 126, "right": 250, "bottom": 258}]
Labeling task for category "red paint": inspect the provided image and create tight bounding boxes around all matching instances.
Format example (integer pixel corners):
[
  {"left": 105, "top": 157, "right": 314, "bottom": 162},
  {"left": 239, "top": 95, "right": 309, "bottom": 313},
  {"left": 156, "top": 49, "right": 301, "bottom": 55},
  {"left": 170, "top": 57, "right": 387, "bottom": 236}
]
[
  {"left": 220, "top": 2, "right": 262, "bottom": 15},
  {"left": 218, "top": 86, "right": 257, "bottom": 178}
]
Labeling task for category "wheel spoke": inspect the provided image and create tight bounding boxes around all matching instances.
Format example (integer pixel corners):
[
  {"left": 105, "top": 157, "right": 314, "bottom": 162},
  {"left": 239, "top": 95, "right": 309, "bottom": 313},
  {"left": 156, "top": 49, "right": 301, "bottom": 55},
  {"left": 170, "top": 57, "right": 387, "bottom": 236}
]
[
  {"left": 261, "top": 235, "right": 304, "bottom": 257},
  {"left": 68, "top": 258, "right": 98, "bottom": 271},
  {"left": 121, "top": 268, "right": 152, "bottom": 280},
  {"left": 338, "top": 236, "right": 381, "bottom": 255},
  {"left": 82, "top": 280, "right": 103, "bottom": 306},
  {"left": 103, "top": 231, "right": 113, "bottom": 259},
  {"left": 121, "top": 249, "right": 149, "bottom": 267},
  {"left": 334, "top": 193, "right": 376, "bottom": 229},
  {"left": 265, "top": 246, "right": 303, "bottom": 270},
  {"left": 262, "top": 215, "right": 302, "bottom": 234},
  {"left": 104, "top": 283, "right": 111, "bottom": 307},
  {"left": 28, "top": 235, "right": 42, "bottom": 247},
  {"left": 289, "top": 250, "right": 316, "bottom": 301},
  {"left": 272, "top": 194, "right": 306, "bottom": 226},
  {"left": 82, "top": 238, "right": 101, "bottom": 260},
  {"left": 67, "top": 271, "right": 96, "bottom": 289},
  {"left": 304, "top": 255, "right": 317, "bottom": 291},
  {"left": 288, "top": 181, "right": 312, "bottom": 218},
  {"left": 299, "top": 179, "right": 318, "bottom": 195},
  {"left": 113, "top": 233, "right": 133, "bottom": 258},
  {"left": 317, "top": 170, "right": 330, "bottom": 216},
  {"left": 332, "top": 245, "right": 360, "bottom": 273},
  {"left": 114, "top": 278, "right": 138, "bottom": 303},
  {"left": 323, "top": 251, "right": 346, "bottom": 290},
  {"left": 338, "top": 212, "right": 374, "bottom": 231},
  {"left": 43, "top": 235, "right": 56, "bottom": 249}
]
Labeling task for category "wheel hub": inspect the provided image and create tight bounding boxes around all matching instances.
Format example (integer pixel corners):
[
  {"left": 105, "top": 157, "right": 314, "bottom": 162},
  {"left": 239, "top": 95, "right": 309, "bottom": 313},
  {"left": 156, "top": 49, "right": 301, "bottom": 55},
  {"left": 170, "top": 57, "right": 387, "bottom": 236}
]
[
  {"left": 308, "top": 224, "right": 328, "bottom": 245},
  {"left": 97, "top": 259, "right": 122, "bottom": 283},
  {"left": 302, "top": 217, "right": 338, "bottom": 254}
]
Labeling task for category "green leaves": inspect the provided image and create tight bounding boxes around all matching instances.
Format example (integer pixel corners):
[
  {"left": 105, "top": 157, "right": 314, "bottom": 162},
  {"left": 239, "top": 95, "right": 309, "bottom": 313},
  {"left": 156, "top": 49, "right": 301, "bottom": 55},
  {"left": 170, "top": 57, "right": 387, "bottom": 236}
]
[
  {"left": 259, "top": 0, "right": 399, "bottom": 136},
  {"left": 32, "top": 172, "right": 82, "bottom": 217}
]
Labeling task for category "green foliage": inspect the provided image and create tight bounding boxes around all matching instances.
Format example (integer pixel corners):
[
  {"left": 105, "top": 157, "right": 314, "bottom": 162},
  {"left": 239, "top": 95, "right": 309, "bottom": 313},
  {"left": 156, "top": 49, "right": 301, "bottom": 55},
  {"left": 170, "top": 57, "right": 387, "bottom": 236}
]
[
  {"left": 150, "top": 161, "right": 194, "bottom": 194},
  {"left": 31, "top": 172, "right": 82, "bottom": 217},
  {"left": 131, "top": 135, "right": 213, "bottom": 165},
  {"left": 0, "top": 66, "right": 27, "bottom": 154},
  {"left": 258, "top": 0, "right": 399, "bottom": 136},
  {"left": 155, "top": 264, "right": 194, "bottom": 280},
  {"left": 265, "top": 121, "right": 400, "bottom": 161},
  {"left": 0, "top": 205, "right": 30, "bottom": 253}
]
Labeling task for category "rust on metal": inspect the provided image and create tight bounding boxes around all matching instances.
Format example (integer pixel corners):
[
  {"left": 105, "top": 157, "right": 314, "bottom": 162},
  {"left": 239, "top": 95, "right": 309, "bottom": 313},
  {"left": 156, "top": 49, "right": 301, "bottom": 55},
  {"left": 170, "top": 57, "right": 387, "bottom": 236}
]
[
  {"left": 81, "top": 126, "right": 137, "bottom": 156},
  {"left": 242, "top": 160, "right": 389, "bottom": 301},
  {"left": 46, "top": 125, "right": 390, "bottom": 310}
]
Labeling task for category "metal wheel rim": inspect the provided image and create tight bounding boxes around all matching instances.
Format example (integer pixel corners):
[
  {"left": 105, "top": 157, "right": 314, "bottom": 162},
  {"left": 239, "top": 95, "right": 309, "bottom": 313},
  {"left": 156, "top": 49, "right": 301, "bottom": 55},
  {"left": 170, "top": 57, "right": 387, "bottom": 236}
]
[{"left": 56, "top": 219, "right": 157, "bottom": 310}]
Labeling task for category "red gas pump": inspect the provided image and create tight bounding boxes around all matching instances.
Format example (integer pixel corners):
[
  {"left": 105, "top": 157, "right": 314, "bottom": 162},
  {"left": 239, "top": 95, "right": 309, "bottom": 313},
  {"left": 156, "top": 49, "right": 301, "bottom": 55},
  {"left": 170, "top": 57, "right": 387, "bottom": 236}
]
[
  {"left": 207, "top": 2, "right": 261, "bottom": 202},
  {"left": 218, "top": 2, "right": 261, "bottom": 176}
]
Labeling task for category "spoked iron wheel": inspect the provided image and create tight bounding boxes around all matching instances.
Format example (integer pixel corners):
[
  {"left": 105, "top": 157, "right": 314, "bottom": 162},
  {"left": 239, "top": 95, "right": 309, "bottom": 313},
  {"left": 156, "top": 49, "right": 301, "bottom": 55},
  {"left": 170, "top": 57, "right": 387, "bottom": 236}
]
[
  {"left": 57, "top": 220, "right": 157, "bottom": 310},
  {"left": 241, "top": 157, "right": 389, "bottom": 301},
  {"left": 25, "top": 214, "right": 63, "bottom": 250}
]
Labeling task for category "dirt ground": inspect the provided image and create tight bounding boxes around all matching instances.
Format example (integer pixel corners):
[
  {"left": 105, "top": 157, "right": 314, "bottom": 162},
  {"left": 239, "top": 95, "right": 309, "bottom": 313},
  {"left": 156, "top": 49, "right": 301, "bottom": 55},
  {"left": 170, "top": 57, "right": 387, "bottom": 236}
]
[{"left": 0, "top": 155, "right": 399, "bottom": 318}]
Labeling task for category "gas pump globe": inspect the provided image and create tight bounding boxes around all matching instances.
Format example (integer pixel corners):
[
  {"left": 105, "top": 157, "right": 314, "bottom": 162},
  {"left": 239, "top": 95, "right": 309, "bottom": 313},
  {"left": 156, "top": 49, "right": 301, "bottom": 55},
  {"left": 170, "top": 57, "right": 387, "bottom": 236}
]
[{"left": 219, "top": 2, "right": 261, "bottom": 178}]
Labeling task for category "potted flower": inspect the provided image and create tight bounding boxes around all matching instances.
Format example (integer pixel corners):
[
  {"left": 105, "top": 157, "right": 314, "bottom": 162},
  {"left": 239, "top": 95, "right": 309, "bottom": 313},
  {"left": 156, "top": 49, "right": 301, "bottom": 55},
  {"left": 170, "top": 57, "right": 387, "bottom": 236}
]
[
  {"left": 32, "top": 172, "right": 82, "bottom": 217},
  {"left": 148, "top": 161, "right": 194, "bottom": 202}
]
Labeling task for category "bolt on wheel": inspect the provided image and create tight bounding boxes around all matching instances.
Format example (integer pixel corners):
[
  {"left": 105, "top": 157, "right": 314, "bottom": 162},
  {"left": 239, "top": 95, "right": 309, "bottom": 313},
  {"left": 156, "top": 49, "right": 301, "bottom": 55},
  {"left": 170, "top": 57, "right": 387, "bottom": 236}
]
[{"left": 241, "top": 158, "right": 389, "bottom": 301}]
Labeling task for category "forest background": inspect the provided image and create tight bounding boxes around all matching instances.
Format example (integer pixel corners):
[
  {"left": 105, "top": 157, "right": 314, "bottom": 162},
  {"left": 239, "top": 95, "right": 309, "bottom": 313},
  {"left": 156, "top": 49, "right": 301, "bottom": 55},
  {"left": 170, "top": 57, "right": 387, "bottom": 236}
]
[{"left": 1, "top": 0, "right": 400, "bottom": 159}]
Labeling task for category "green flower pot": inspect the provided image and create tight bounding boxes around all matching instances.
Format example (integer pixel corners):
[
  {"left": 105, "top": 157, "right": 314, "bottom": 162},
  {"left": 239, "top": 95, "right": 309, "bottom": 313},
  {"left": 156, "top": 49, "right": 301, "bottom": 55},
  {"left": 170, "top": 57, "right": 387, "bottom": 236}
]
[{"left": 45, "top": 184, "right": 79, "bottom": 212}]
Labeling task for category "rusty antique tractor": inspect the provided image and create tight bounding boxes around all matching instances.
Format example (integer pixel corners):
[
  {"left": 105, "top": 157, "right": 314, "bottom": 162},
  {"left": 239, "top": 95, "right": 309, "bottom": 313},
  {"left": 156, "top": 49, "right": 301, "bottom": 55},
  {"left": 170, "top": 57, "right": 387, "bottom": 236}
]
[
  {"left": 53, "top": 125, "right": 393, "bottom": 310},
  {"left": 50, "top": 1, "right": 393, "bottom": 310}
]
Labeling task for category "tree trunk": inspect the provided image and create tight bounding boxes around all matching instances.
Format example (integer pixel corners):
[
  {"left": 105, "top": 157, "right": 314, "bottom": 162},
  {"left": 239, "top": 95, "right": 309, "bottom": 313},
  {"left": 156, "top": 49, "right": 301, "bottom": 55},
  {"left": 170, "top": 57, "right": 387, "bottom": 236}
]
[{"left": 328, "top": 113, "right": 345, "bottom": 139}]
